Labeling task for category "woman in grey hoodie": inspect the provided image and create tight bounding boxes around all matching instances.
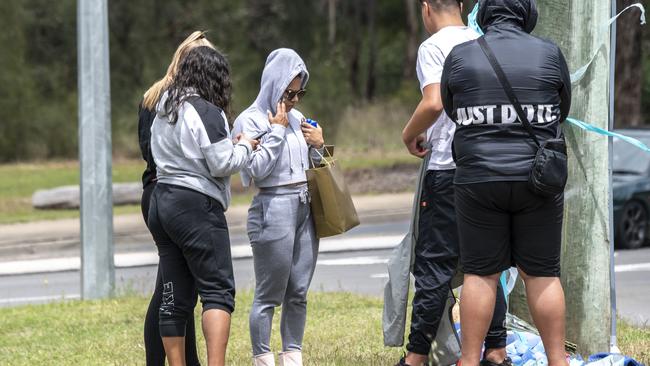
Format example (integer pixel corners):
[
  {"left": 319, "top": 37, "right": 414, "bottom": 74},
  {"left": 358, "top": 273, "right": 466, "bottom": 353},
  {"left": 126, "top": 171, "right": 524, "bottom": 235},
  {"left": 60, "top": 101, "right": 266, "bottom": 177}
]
[{"left": 232, "top": 48, "right": 324, "bottom": 366}]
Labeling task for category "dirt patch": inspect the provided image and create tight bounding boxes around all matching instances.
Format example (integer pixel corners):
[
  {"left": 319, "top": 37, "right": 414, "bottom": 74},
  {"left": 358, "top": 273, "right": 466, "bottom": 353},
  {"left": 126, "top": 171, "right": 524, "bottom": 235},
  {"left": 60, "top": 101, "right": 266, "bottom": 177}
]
[
  {"left": 344, "top": 163, "right": 420, "bottom": 194},
  {"left": 231, "top": 163, "right": 420, "bottom": 195}
]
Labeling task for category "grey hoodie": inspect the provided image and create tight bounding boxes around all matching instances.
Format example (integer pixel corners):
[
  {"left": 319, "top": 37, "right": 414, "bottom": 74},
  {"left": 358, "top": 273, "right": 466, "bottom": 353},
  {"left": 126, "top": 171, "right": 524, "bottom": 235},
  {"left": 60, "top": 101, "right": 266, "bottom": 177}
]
[
  {"left": 232, "top": 48, "right": 321, "bottom": 188},
  {"left": 151, "top": 92, "right": 252, "bottom": 209}
]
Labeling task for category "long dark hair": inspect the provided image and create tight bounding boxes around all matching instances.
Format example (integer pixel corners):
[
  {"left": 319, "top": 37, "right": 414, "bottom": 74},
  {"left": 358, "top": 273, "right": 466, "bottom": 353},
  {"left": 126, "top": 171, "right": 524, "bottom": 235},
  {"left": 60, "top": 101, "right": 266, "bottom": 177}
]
[{"left": 164, "top": 45, "right": 232, "bottom": 124}]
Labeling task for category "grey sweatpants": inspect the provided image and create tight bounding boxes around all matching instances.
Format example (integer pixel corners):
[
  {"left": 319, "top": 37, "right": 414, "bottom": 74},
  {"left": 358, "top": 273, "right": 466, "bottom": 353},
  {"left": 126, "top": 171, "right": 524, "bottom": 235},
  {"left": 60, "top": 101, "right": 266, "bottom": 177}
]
[{"left": 247, "top": 185, "right": 319, "bottom": 356}]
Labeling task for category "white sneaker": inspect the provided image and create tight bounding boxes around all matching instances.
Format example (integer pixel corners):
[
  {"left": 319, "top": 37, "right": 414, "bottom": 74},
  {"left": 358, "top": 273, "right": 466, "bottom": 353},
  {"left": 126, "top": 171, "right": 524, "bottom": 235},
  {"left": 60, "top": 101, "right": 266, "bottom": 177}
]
[
  {"left": 278, "top": 351, "right": 303, "bottom": 366},
  {"left": 253, "top": 352, "right": 275, "bottom": 366}
]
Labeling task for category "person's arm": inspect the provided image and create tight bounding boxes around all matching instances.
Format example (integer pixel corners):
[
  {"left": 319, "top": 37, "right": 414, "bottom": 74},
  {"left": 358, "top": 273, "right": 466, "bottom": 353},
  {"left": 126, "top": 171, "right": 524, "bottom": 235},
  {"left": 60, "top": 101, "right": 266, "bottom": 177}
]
[
  {"left": 192, "top": 107, "right": 256, "bottom": 178},
  {"left": 402, "top": 83, "right": 444, "bottom": 158},
  {"left": 300, "top": 117, "right": 325, "bottom": 167},
  {"left": 245, "top": 102, "right": 290, "bottom": 180},
  {"left": 137, "top": 103, "right": 154, "bottom": 163},
  {"left": 557, "top": 47, "right": 572, "bottom": 122},
  {"left": 402, "top": 43, "right": 446, "bottom": 158},
  {"left": 202, "top": 136, "right": 253, "bottom": 178}
]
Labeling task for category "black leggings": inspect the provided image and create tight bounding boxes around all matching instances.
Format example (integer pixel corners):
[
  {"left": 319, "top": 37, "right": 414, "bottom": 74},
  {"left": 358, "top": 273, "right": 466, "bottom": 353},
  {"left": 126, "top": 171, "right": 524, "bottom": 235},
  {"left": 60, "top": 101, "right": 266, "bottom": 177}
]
[
  {"left": 148, "top": 183, "right": 236, "bottom": 336},
  {"left": 142, "top": 182, "right": 200, "bottom": 366}
]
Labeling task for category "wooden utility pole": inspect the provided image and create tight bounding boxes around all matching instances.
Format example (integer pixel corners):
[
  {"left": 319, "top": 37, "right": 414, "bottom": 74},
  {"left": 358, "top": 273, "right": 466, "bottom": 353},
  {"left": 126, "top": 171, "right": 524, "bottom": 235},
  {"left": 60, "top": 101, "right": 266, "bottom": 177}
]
[{"left": 535, "top": 0, "right": 612, "bottom": 355}]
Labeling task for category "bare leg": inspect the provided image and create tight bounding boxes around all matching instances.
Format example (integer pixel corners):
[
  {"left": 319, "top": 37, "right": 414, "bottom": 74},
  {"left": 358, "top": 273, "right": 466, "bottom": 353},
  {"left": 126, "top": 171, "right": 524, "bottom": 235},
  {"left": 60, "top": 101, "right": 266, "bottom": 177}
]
[
  {"left": 459, "top": 273, "right": 500, "bottom": 366},
  {"left": 203, "top": 309, "right": 231, "bottom": 366},
  {"left": 484, "top": 281, "right": 508, "bottom": 364},
  {"left": 162, "top": 337, "right": 186, "bottom": 366},
  {"left": 519, "top": 269, "right": 568, "bottom": 366}
]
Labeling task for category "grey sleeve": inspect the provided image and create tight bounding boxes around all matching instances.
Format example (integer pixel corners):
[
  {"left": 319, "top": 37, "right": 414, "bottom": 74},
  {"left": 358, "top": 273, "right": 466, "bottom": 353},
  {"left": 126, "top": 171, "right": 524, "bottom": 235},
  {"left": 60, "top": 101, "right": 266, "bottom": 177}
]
[
  {"left": 246, "top": 124, "right": 287, "bottom": 180},
  {"left": 201, "top": 140, "right": 252, "bottom": 178}
]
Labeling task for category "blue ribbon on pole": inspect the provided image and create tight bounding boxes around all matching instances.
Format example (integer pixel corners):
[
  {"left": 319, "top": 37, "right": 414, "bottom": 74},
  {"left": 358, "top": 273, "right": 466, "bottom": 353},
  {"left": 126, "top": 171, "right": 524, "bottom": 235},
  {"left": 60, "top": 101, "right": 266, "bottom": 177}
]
[
  {"left": 566, "top": 3, "right": 646, "bottom": 152},
  {"left": 566, "top": 118, "right": 650, "bottom": 153},
  {"left": 468, "top": 2, "right": 483, "bottom": 36},
  {"left": 467, "top": 2, "right": 649, "bottom": 154}
]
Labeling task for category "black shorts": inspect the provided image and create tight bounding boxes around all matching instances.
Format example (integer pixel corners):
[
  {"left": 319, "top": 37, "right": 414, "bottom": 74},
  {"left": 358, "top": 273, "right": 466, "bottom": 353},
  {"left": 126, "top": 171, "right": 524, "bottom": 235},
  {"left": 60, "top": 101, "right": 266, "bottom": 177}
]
[{"left": 455, "top": 182, "right": 563, "bottom": 277}]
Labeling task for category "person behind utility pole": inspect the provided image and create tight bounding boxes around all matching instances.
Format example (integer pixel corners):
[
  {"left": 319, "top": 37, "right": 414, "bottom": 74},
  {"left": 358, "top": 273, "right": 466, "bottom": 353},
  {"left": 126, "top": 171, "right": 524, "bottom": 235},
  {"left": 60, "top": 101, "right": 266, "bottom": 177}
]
[
  {"left": 397, "top": 1, "right": 508, "bottom": 366},
  {"left": 440, "top": 1, "right": 572, "bottom": 365},
  {"left": 138, "top": 30, "right": 213, "bottom": 366}
]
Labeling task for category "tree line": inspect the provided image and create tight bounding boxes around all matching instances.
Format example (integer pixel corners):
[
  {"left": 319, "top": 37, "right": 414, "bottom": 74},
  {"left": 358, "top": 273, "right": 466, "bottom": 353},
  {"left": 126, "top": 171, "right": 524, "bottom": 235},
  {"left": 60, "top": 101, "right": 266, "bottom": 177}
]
[{"left": 0, "top": 0, "right": 646, "bottom": 162}]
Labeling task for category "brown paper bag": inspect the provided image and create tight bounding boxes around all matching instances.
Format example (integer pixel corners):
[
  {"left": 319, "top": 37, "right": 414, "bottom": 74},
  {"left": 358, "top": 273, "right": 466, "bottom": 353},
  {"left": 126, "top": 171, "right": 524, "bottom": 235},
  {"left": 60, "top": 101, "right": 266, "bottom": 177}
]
[{"left": 307, "top": 148, "right": 359, "bottom": 238}]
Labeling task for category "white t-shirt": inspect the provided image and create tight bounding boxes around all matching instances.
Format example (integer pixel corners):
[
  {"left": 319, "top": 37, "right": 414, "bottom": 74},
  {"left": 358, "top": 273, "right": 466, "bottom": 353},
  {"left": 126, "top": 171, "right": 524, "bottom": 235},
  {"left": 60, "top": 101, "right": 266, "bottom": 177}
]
[{"left": 416, "top": 26, "right": 479, "bottom": 171}]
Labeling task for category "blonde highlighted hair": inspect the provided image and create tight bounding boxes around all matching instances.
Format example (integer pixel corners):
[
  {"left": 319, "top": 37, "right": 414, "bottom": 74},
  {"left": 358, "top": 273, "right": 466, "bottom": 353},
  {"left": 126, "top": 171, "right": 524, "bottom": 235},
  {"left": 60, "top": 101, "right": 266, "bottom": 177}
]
[{"left": 142, "top": 31, "right": 215, "bottom": 110}]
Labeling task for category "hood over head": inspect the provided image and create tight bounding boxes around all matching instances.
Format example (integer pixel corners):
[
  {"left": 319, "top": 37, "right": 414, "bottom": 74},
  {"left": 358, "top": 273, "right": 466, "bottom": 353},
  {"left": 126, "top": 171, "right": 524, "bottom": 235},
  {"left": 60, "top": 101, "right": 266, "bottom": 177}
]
[
  {"left": 477, "top": 0, "right": 538, "bottom": 33},
  {"left": 254, "top": 48, "right": 309, "bottom": 115}
]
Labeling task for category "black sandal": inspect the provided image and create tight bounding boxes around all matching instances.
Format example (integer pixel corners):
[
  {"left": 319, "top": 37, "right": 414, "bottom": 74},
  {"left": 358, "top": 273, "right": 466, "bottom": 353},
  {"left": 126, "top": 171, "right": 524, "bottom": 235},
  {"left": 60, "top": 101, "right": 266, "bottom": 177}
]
[
  {"left": 480, "top": 357, "right": 513, "bottom": 366},
  {"left": 394, "top": 353, "right": 429, "bottom": 366}
]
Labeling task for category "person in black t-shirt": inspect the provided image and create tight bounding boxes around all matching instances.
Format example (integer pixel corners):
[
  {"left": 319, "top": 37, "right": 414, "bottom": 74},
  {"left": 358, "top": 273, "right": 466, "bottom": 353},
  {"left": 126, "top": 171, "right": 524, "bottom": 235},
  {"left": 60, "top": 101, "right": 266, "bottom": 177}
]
[
  {"left": 440, "top": 1, "right": 571, "bottom": 366},
  {"left": 139, "top": 31, "right": 215, "bottom": 366}
]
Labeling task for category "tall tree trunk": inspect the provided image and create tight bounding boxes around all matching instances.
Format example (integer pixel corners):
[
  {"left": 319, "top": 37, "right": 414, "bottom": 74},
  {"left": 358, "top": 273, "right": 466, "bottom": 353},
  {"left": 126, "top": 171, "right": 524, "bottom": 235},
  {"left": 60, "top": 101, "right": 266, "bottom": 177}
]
[
  {"left": 403, "top": 0, "right": 419, "bottom": 79},
  {"left": 348, "top": 0, "right": 362, "bottom": 98},
  {"left": 614, "top": 0, "right": 643, "bottom": 127},
  {"left": 328, "top": 0, "right": 337, "bottom": 46},
  {"left": 461, "top": 0, "right": 475, "bottom": 19},
  {"left": 365, "top": 0, "right": 377, "bottom": 101}
]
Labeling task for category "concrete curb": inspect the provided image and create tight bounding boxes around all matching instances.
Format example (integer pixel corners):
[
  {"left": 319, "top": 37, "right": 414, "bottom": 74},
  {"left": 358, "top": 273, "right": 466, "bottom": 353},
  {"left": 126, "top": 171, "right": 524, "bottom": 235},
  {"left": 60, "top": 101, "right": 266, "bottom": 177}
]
[
  {"left": 0, "top": 234, "right": 404, "bottom": 276},
  {"left": 0, "top": 193, "right": 414, "bottom": 262}
]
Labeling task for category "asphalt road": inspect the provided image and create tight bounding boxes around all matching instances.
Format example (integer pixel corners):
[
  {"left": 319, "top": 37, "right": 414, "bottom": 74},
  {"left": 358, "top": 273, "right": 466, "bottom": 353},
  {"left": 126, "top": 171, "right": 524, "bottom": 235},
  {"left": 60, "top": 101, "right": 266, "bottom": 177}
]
[{"left": 0, "top": 218, "right": 648, "bottom": 327}]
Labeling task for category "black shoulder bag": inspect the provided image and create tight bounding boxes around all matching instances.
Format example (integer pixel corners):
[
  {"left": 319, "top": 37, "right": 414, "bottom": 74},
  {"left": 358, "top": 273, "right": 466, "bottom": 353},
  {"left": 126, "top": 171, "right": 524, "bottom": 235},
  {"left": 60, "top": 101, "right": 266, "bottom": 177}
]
[{"left": 477, "top": 36, "right": 568, "bottom": 198}]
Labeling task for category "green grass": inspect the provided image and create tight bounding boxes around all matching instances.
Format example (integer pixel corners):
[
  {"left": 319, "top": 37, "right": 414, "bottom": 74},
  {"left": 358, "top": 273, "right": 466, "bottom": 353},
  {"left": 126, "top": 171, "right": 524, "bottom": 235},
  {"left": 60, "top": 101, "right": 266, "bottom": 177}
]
[
  {"left": 618, "top": 319, "right": 650, "bottom": 364},
  {"left": 0, "top": 152, "right": 417, "bottom": 224},
  {"left": 0, "top": 160, "right": 146, "bottom": 224},
  {"left": 0, "top": 292, "right": 402, "bottom": 366},
  {"left": 0, "top": 292, "right": 647, "bottom": 365}
]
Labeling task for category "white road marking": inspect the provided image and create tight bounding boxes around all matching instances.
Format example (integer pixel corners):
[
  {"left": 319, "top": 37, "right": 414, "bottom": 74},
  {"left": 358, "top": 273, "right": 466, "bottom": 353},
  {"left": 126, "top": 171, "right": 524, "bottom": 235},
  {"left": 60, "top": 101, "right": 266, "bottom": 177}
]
[
  {"left": 318, "top": 256, "right": 389, "bottom": 266},
  {"left": 370, "top": 273, "right": 389, "bottom": 279},
  {"left": 615, "top": 262, "right": 650, "bottom": 273},
  {"left": 0, "top": 293, "right": 80, "bottom": 305},
  {"left": 0, "top": 234, "right": 404, "bottom": 276}
]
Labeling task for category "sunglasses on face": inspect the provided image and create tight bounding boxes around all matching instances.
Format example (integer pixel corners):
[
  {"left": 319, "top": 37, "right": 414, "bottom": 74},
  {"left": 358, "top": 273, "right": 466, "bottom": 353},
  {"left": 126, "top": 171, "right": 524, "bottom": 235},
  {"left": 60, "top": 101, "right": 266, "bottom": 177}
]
[{"left": 283, "top": 88, "right": 307, "bottom": 101}]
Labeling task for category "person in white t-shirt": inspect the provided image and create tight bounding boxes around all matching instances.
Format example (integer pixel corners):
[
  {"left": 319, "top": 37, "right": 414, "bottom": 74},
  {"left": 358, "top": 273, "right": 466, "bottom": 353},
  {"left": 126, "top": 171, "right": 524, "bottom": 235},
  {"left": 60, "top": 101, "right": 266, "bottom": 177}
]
[{"left": 397, "top": 1, "right": 508, "bottom": 366}]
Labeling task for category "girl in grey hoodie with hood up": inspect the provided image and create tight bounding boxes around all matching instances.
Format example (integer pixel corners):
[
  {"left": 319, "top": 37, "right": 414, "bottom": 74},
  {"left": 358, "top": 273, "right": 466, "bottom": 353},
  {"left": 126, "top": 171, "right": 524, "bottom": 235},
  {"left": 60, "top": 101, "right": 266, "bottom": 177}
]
[{"left": 232, "top": 49, "right": 324, "bottom": 366}]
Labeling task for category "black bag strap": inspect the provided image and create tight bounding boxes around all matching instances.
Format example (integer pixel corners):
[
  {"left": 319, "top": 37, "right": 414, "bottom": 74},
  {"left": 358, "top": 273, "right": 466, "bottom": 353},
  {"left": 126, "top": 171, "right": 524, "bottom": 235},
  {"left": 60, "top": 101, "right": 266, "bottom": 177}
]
[{"left": 477, "top": 36, "right": 541, "bottom": 147}]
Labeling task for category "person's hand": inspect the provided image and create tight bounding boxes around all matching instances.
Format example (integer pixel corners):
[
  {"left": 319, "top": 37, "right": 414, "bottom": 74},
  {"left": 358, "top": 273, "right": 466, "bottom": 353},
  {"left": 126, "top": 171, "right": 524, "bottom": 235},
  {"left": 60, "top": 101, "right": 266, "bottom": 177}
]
[
  {"left": 403, "top": 133, "right": 428, "bottom": 158},
  {"left": 268, "top": 102, "right": 289, "bottom": 128},
  {"left": 301, "top": 120, "right": 324, "bottom": 148},
  {"left": 234, "top": 133, "right": 260, "bottom": 150}
]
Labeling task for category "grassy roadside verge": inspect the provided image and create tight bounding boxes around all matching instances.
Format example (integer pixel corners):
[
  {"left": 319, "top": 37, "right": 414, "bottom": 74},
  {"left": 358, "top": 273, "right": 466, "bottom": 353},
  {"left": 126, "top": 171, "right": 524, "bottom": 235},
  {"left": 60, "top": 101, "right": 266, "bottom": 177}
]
[
  {"left": 0, "top": 160, "right": 145, "bottom": 224},
  {"left": 0, "top": 292, "right": 400, "bottom": 365},
  {"left": 0, "top": 154, "right": 419, "bottom": 224},
  {"left": 0, "top": 292, "right": 647, "bottom": 365}
]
